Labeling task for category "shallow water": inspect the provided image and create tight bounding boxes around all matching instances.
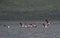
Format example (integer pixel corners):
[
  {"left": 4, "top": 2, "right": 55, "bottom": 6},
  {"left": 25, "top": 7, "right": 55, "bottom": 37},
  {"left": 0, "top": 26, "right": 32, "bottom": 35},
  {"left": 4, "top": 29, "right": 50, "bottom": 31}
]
[{"left": 0, "top": 21, "right": 60, "bottom": 38}]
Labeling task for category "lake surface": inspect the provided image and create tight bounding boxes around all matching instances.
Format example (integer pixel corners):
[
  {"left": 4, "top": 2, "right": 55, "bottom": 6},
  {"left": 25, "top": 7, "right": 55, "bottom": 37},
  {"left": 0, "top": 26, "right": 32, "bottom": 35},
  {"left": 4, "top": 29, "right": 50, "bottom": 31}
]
[{"left": 0, "top": 21, "right": 60, "bottom": 38}]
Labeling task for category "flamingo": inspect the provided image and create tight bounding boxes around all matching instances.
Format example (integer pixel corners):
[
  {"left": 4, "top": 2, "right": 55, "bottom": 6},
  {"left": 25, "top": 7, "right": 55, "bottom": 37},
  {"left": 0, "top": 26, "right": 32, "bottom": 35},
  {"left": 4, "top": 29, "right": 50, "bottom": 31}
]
[
  {"left": 43, "top": 19, "right": 51, "bottom": 28},
  {"left": 19, "top": 23, "right": 37, "bottom": 28}
]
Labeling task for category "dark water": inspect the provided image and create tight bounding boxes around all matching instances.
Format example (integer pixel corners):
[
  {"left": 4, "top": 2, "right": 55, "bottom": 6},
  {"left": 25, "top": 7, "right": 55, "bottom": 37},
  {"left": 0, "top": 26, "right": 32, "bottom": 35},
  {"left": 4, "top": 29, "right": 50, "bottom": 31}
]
[{"left": 0, "top": 21, "right": 60, "bottom": 38}]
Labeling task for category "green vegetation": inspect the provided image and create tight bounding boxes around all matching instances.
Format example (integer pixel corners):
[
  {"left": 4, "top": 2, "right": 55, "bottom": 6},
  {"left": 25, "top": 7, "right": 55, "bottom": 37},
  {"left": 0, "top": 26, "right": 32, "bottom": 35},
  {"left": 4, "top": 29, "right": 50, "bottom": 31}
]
[
  {"left": 0, "top": 0, "right": 60, "bottom": 11},
  {"left": 0, "top": 0, "right": 60, "bottom": 20}
]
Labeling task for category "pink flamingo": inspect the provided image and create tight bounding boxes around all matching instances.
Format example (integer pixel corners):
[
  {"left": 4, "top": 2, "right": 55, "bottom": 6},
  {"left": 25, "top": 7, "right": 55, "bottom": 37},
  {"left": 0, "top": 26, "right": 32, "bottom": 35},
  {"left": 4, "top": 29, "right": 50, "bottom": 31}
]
[
  {"left": 43, "top": 19, "right": 51, "bottom": 28},
  {"left": 19, "top": 23, "right": 37, "bottom": 28}
]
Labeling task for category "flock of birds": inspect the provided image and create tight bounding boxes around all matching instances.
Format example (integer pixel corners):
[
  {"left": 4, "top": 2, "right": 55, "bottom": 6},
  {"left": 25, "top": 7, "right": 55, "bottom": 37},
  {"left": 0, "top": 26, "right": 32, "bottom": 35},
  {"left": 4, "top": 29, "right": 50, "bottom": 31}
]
[
  {"left": 2, "top": 19, "right": 51, "bottom": 29},
  {"left": 19, "top": 19, "right": 51, "bottom": 28}
]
